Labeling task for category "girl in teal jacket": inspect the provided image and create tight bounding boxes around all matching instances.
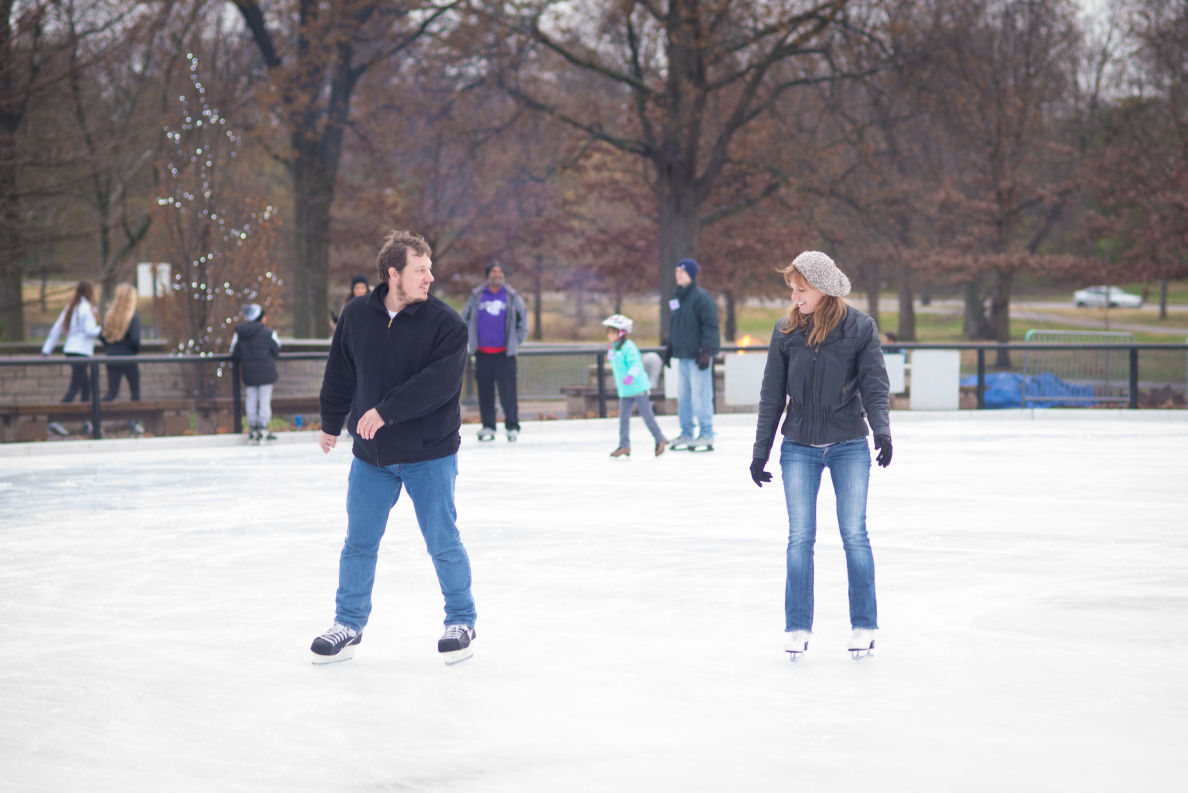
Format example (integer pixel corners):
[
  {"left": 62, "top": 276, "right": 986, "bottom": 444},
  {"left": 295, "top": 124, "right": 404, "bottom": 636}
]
[{"left": 604, "top": 315, "right": 667, "bottom": 458}]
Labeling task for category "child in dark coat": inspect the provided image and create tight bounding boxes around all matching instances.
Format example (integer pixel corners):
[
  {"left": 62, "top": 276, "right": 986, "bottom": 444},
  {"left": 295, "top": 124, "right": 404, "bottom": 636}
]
[{"left": 230, "top": 303, "right": 281, "bottom": 442}]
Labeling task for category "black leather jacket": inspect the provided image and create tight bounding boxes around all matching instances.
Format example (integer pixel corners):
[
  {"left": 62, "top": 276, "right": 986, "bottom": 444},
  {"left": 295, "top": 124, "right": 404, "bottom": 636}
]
[{"left": 752, "top": 306, "right": 891, "bottom": 460}]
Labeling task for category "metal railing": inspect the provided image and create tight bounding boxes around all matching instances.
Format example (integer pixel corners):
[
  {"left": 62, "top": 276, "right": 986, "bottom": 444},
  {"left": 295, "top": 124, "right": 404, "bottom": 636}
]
[{"left": 2, "top": 340, "right": 1185, "bottom": 441}]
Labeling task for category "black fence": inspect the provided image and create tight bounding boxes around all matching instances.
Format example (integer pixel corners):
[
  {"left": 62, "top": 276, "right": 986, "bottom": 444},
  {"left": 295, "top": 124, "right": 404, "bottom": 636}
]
[{"left": 1, "top": 341, "right": 1185, "bottom": 441}]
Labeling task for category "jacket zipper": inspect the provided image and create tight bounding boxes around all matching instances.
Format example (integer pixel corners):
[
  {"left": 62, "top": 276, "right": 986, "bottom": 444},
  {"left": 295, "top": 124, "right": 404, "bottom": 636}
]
[{"left": 809, "top": 343, "right": 820, "bottom": 445}]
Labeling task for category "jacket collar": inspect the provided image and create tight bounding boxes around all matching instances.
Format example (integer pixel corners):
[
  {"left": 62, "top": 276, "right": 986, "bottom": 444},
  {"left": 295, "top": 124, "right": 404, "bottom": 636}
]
[{"left": 370, "top": 283, "right": 430, "bottom": 317}]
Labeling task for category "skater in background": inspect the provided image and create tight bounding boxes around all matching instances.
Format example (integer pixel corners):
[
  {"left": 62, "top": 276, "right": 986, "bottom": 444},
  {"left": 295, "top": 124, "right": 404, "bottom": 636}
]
[
  {"left": 603, "top": 314, "right": 667, "bottom": 458},
  {"left": 41, "top": 279, "right": 103, "bottom": 404},
  {"left": 230, "top": 303, "right": 281, "bottom": 443},
  {"left": 330, "top": 274, "right": 370, "bottom": 333},
  {"left": 313, "top": 229, "right": 477, "bottom": 665},
  {"left": 662, "top": 258, "right": 720, "bottom": 451},
  {"left": 101, "top": 283, "right": 142, "bottom": 403},
  {"left": 461, "top": 261, "right": 529, "bottom": 442},
  {"left": 749, "top": 250, "right": 892, "bottom": 660}
]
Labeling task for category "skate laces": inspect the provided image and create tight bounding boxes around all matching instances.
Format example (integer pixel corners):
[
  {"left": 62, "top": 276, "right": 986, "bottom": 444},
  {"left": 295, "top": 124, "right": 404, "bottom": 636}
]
[
  {"left": 321, "top": 623, "right": 357, "bottom": 643},
  {"left": 441, "top": 624, "right": 469, "bottom": 640}
]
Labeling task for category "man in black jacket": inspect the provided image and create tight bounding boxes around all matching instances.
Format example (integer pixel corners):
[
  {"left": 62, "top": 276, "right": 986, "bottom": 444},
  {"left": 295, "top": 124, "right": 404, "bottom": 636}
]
[{"left": 310, "top": 229, "right": 477, "bottom": 665}]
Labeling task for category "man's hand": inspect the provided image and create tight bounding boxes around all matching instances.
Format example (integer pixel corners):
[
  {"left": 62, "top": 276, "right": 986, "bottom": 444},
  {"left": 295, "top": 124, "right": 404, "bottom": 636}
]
[
  {"left": 318, "top": 431, "right": 338, "bottom": 454},
  {"left": 697, "top": 347, "right": 711, "bottom": 370},
  {"left": 355, "top": 407, "right": 385, "bottom": 440},
  {"left": 662, "top": 343, "right": 673, "bottom": 368}
]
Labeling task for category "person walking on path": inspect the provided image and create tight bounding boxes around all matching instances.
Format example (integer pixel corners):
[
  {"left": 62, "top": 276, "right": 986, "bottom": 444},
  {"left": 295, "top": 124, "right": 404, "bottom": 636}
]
[
  {"left": 41, "top": 280, "right": 103, "bottom": 405},
  {"left": 749, "top": 250, "right": 893, "bottom": 661},
  {"left": 230, "top": 303, "right": 281, "bottom": 443},
  {"left": 603, "top": 314, "right": 667, "bottom": 459},
  {"left": 101, "top": 283, "right": 143, "bottom": 403},
  {"left": 662, "top": 258, "right": 719, "bottom": 451},
  {"left": 461, "top": 261, "right": 528, "bottom": 442},
  {"left": 312, "top": 229, "right": 477, "bottom": 665}
]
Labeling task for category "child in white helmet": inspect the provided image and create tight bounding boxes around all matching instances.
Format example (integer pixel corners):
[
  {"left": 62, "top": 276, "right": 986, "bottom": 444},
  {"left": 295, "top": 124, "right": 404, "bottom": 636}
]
[{"left": 603, "top": 314, "right": 667, "bottom": 458}]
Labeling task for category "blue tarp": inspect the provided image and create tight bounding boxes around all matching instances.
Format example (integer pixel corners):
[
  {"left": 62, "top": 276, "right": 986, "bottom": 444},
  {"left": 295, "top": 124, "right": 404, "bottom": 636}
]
[{"left": 960, "top": 371, "right": 1098, "bottom": 408}]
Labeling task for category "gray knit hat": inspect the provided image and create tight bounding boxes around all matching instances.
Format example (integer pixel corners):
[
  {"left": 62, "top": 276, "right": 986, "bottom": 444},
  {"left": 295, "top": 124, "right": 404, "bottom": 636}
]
[{"left": 792, "top": 251, "right": 851, "bottom": 297}]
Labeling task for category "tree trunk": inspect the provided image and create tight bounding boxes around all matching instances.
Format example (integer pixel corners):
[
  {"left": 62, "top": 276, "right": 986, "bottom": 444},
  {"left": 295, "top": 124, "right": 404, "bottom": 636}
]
[
  {"left": 532, "top": 254, "right": 543, "bottom": 341},
  {"left": 656, "top": 179, "right": 700, "bottom": 343},
  {"left": 990, "top": 269, "right": 1013, "bottom": 368},
  {"left": 722, "top": 288, "right": 736, "bottom": 342},
  {"left": 963, "top": 277, "right": 991, "bottom": 340},
  {"left": 291, "top": 151, "right": 334, "bottom": 338},
  {"left": 897, "top": 269, "right": 916, "bottom": 341},
  {"left": 0, "top": 149, "right": 21, "bottom": 340}
]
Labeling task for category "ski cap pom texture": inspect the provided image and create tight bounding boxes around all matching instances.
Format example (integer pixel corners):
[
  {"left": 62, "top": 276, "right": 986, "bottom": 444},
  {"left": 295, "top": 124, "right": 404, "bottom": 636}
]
[
  {"left": 602, "top": 314, "right": 634, "bottom": 333},
  {"left": 792, "top": 251, "right": 850, "bottom": 297},
  {"left": 242, "top": 303, "right": 264, "bottom": 322},
  {"left": 676, "top": 258, "right": 699, "bottom": 280}
]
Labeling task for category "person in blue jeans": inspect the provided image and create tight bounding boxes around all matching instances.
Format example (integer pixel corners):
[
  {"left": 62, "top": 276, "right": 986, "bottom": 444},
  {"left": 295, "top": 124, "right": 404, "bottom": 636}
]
[
  {"left": 749, "top": 250, "right": 892, "bottom": 660},
  {"left": 313, "top": 229, "right": 477, "bottom": 665},
  {"left": 662, "top": 258, "right": 719, "bottom": 451}
]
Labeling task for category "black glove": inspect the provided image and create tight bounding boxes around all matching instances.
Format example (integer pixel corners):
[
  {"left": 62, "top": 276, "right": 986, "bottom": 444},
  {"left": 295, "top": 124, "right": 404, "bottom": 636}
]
[
  {"left": 750, "top": 458, "right": 772, "bottom": 487},
  {"left": 697, "top": 347, "right": 711, "bottom": 370},
  {"left": 662, "top": 343, "right": 673, "bottom": 368},
  {"left": 874, "top": 435, "right": 892, "bottom": 468}
]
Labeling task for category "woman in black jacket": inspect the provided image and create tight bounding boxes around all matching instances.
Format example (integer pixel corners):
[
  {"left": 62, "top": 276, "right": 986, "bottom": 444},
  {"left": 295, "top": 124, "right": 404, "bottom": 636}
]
[
  {"left": 749, "top": 250, "right": 892, "bottom": 661},
  {"left": 101, "top": 283, "right": 142, "bottom": 402}
]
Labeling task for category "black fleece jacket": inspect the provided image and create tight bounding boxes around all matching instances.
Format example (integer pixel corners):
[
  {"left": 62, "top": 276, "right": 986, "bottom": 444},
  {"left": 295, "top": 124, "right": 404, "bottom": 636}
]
[
  {"left": 752, "top": 306, "right": 891, "bottom": 460},
  {"left": 320, "top": 284, "right": 468, "bottom": 466}
]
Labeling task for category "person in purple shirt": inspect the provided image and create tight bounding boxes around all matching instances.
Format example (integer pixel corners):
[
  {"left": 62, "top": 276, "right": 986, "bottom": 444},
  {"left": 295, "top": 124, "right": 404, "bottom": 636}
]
[{"left": 461, "top": 262, "right": 529, "bottom": 442}]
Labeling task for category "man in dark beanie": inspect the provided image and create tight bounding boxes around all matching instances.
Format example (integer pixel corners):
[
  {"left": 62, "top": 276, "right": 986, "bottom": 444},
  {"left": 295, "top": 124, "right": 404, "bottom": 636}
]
[
  {"left": 461, "top": 261, "right": 529, "bottom": 442},
  {"left": 663, "top": 258, "right": 720, "bottom": 451}
]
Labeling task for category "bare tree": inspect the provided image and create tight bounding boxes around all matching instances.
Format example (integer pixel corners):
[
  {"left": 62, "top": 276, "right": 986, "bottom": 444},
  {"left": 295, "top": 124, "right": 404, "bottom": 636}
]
[
  {"left": 230, "top": 0, "right": 459, "bottom": 338},
  {"left": 482, "top": 0, "right": 876, "bottom": 340}
]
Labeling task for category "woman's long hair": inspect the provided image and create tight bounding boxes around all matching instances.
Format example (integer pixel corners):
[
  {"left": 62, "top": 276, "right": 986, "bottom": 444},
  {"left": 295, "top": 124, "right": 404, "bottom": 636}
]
[
  {"left": 103, "top": 283, "right": 138, "bottom": 342},
  {"left": 777, "top": 264, "right": 848, "bottom": 347},
  {"left": 64, "top": 280, "right": 97, "bottom": 330}
]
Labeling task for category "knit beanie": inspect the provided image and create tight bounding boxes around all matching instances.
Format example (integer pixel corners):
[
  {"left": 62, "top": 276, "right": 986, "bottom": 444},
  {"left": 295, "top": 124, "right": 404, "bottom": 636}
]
[
  {"left": 792, "top": 251, "right": 850, "bottom": 297},
  {"left": 676, "top": 258, "right": 699, "bottom": 281},
  {"left": 486, "top": 261, "right": 503, "bottom": 277},
  {"left": 350, "top": 274, "right": 369, "bottom": 290}
]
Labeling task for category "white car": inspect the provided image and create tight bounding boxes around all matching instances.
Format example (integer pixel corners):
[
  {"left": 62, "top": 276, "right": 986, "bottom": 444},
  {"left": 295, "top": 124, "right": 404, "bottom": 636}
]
[{"left": 1073, "top": 285, "right": 1143, "bottom": 308}]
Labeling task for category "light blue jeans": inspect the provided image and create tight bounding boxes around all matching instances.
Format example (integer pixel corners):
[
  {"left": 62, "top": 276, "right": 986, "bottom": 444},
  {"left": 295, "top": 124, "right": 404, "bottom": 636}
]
[
  {"left": 334, "top": 454, "right": 476, "bottom": 631},
  {"left": 676, "top": 358, "right": 714, "bottom": 440},
  {"left": 779, "top": 438, "right": 877, "bottom": 632}
]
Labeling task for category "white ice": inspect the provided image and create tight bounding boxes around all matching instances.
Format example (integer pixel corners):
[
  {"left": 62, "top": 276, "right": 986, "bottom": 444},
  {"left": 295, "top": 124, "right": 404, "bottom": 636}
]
[{"left": 1, "top": 411, "right": 1186, "bottom": 792}]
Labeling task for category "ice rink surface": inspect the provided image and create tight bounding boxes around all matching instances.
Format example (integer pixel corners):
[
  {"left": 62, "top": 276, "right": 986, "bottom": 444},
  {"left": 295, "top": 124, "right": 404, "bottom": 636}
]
[{"left": 1, "top": 410, "right": 1186, "bottom": 792}]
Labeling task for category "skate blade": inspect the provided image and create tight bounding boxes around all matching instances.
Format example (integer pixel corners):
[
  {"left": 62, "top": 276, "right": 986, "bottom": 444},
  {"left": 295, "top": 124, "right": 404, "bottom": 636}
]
[
  {"left": 441, "top": 647, "right": 474, "bottom": 665},
  {"left": 311, "top": 645, "right": 357, "bottom": 665},
  {"left": 785, "top": 650, "right": 806, "bottom": 663},
  {"left": 849, "top": 647, "right": 874, "bottom": 660}
]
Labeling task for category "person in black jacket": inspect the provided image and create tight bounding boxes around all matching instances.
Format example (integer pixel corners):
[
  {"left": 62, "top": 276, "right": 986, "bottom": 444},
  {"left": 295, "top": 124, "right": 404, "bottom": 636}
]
[
  {"left": 310, "top": 229, "right": 477, "bottom": 666},
  {"left": 101, "top": 283, "right": 142, "bottom": 403},
  {"left": 663, "top": 258, "right": 720, "bottom": 451},
  {"left": 230, "top": 303, "right": 281, "bottom": 443},
  {"left": 749, "top": 250, "right": 892, "bottom": 661}
]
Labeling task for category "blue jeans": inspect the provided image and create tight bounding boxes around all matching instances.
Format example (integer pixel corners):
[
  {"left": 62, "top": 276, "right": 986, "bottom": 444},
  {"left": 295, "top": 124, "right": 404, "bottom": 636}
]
[
  {"left": 779, "top": 438, "right": 877, "bottom": 632},
  {"left": 676, "top": 358, "right": 714, "bottom": 439},
  {"left": 335, "top": 455, "right": 476, "bottom": 631}
]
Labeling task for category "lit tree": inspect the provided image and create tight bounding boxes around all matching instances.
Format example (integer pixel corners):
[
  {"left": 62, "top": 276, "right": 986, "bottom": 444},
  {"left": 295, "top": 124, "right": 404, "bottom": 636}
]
[{"left": 152, "top": 51, "right": 282, "bottom": 372}]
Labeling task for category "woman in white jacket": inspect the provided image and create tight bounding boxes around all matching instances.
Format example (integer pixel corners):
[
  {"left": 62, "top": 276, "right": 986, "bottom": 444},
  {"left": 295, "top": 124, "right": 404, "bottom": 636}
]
[{"left": 41, "top": 280, "right": 103, "bottom": 402}]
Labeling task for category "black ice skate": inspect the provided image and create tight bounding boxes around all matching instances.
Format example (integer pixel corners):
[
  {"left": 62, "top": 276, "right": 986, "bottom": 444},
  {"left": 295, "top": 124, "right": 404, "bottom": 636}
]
[
  {"left": 310, "top": 622, "right": 362, "bottom": 664},
  {"left": 437, "top": 624, "right": 476, "bottom": 665}
]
